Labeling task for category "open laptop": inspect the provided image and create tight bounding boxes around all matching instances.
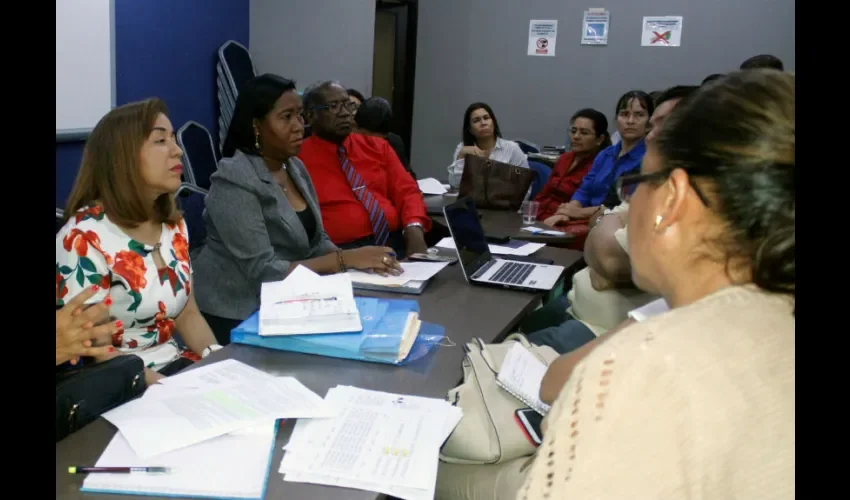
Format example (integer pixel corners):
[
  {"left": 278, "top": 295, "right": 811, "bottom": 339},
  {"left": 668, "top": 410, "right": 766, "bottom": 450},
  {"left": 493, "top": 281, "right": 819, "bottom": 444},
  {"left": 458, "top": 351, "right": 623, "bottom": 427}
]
[{"left": 442, "top": 197, "right": 565, "bottom": 291}]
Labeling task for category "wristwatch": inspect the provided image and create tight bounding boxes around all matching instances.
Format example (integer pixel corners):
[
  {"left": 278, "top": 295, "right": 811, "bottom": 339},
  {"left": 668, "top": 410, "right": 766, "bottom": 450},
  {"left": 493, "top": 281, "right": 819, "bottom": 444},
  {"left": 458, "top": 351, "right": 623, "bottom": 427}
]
[
  {"left": 403, "top": 222, "right": 424, "bottom": 234},
  {"left": 201, "top": 344, "right": 224, "bottom": 358}
]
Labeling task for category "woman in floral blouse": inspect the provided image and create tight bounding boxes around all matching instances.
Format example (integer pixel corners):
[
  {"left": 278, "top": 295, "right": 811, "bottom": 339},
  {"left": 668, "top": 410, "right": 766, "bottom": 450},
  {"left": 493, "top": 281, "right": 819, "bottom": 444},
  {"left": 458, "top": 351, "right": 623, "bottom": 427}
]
[{"left": 56, "top": 98, "right": 220, "bottom": 384}]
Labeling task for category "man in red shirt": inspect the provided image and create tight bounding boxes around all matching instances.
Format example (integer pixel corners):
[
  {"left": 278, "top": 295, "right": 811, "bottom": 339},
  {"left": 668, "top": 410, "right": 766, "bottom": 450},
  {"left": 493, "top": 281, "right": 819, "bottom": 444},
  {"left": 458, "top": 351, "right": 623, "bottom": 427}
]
[{"left": 298, "top": 81, "right": 430, "bottom": 257}]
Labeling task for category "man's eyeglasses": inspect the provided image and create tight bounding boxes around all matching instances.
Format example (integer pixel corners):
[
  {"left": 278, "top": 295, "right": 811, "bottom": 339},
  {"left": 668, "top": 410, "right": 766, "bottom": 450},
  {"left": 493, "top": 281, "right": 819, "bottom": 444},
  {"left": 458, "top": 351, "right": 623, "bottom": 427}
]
[
  {"left": 313, "top": 100, "right": 358, "bottom": 115},
  {"left": 615, "top": 170, "right": 711, "bottom": 206}
]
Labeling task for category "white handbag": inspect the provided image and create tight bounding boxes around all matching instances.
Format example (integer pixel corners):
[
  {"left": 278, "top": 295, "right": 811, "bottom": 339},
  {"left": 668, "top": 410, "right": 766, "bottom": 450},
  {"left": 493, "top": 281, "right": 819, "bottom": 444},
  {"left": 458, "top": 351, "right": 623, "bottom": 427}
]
[{"left": 439, "top": 333, "right": 559, "bottom": 465}]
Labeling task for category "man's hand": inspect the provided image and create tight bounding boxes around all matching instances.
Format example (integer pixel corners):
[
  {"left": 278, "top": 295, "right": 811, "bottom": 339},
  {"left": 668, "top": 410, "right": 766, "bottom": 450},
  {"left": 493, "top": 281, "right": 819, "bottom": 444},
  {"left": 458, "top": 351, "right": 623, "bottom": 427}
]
[{"left": 403, "top": 225, "right": 428, "bottom": 256}]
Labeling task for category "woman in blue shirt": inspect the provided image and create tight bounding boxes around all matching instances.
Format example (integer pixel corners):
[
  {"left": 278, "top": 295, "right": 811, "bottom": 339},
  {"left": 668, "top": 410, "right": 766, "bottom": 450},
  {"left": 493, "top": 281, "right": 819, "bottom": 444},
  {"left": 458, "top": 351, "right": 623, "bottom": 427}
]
[{"left": 544, "top": 90, "right": 654, "bottom": 227}]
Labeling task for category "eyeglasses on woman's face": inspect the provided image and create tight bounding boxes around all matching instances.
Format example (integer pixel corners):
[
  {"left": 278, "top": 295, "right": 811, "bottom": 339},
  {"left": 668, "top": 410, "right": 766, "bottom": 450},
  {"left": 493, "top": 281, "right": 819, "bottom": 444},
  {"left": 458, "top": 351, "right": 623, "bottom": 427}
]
[{"left": 616, "top": 170, "right": 711, "bottom": 206}]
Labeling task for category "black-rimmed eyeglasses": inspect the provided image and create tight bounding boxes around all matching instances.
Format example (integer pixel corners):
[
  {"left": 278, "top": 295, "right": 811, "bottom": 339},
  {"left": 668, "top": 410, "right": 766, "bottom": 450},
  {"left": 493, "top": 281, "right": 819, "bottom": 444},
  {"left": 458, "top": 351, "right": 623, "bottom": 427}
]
[
  {"left": 615, "top": 170, "right": 711, "bottom": 206},
  {"left": 312, "top": 100, "right": 358, "bottom": 115}
]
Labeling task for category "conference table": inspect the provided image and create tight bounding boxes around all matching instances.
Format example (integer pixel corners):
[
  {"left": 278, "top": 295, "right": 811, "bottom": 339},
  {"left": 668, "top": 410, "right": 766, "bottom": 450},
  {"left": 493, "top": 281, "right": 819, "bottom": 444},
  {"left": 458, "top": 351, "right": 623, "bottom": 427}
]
[{"left": 56, "top": 210, "right": 584, "bottom": 500}]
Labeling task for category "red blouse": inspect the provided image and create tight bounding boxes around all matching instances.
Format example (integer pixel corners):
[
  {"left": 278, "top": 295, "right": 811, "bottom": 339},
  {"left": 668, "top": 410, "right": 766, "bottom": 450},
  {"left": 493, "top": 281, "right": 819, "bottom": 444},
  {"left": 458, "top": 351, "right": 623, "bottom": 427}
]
[{"left": 534, "top": 151, "right": 598, "bottom": 220}]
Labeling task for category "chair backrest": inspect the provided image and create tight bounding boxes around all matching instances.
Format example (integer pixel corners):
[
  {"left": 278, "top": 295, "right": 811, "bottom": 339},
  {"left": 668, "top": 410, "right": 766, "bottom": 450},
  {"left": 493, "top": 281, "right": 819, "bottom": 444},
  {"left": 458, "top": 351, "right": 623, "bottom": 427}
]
[
  {"left": 175, "top": 183, "right": 209, "bottom": 255},
  {"left": 176, "top": 121, "right": 218, "bottom": 190},
  {"left": 514, "top": 139, "right": 540, "bottom": 154},
  {"left": 56, "top": 208, "right": 65, "bottom": 234},
  {"left": 217, "top": 40, "right": 257, "bottom": 150},
  {"left": 528, "top": 161, "right": 551, "bottom": 200}
]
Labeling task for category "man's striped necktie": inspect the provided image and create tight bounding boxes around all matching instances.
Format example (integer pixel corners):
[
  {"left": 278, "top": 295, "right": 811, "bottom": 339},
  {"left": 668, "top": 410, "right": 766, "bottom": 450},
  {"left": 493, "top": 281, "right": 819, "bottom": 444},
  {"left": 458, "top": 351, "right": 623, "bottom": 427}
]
[{"left": 338, "top": 145, "right": 390, "bottom": 245}]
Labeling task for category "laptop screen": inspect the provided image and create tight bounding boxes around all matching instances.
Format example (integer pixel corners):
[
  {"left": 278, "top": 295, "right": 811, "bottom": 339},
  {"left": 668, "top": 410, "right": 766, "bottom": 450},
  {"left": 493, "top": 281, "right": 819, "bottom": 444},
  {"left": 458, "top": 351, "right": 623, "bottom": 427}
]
[{"left": 443, "top": 197, "right": 491, "bottom": 273}]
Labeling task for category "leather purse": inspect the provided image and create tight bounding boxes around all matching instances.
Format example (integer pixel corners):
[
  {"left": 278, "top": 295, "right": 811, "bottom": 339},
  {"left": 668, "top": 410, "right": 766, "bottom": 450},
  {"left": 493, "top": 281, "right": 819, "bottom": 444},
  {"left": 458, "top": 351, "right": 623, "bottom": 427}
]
[
  {"left": 459, "top": 155, "right": 534, "bottom": 211},
  {"left": 439, "top": 334, "right": 559, "bottom": 465},
  {"left": 55, "top": 354, "right": 147, "bottom": 442}
]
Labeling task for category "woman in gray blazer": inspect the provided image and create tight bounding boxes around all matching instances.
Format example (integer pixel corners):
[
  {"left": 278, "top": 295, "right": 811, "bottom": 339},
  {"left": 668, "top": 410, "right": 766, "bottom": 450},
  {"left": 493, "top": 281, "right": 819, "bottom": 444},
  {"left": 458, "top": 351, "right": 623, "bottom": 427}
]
[{"left": 193, "top": 74, "right": 402, "bottom": 344}]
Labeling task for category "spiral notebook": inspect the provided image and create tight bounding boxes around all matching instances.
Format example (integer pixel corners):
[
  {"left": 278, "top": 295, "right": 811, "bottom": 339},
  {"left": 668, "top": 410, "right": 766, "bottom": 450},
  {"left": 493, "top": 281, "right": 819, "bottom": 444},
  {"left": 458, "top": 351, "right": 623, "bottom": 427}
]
[{"left": 496, "top": 343, "right": 552, "bottom": 416}]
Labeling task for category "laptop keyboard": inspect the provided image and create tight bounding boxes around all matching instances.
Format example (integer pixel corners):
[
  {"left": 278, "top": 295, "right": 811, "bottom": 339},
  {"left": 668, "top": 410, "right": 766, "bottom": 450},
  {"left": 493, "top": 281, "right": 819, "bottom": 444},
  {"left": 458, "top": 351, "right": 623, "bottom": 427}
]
[{"left": 490, "top": 262, "right": 535, "bottom": 285}]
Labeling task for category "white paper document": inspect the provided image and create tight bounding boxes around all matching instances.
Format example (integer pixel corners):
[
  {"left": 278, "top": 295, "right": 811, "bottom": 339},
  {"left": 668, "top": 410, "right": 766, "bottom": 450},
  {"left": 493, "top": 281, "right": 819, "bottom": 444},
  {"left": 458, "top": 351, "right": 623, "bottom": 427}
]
[
  {"left": 417, "top": 177, "right": 449, "bottom": 195},
  {"left": 521, "top": 226, "right": 567, "bottom": 236},
  {"left": 641, "top": 16, "right": 683, "bottom": 47},
  {"left": 158, "top": 359, "right": 275, "bottom": 390},
  {"left": 102, "top": 373, "right": 333, "bottom": 459},
  {"left": 259, "top": 266, "right": 361, "bottom": 335},
  {"left": 628, "top": 297, "right": 670, "bottom": 322},
  {"left": 347, "top": 261, "right": 450, "bottom": 286},
  {"left": 280, "top": 386, "right": 462, "bottom": 499},
  {"left": 528, "top": 19, "right": 557, "bottom": 56},
  {"left": 436, "top": 237, "right": 546, "bottom": 256},
  {"left": 81, "top": 419, "right": 276, "bottom": 499}
]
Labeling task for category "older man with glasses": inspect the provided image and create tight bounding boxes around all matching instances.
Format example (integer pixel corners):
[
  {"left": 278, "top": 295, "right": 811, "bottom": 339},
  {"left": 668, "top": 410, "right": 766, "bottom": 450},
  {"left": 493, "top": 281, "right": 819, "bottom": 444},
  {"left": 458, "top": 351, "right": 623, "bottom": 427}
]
[{"left": 298, "top": 81, "right": 430, "bottom": 257}]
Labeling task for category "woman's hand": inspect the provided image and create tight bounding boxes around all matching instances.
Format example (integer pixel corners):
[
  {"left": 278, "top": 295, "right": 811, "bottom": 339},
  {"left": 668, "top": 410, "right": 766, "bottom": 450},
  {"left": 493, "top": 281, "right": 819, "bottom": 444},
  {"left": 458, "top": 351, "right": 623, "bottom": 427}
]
[
  {"left": 555, "top": 203, "right": 579, "bottom": 217},
  {"left": 543, "top": 214, "right": 569, "bottom": 227},
  {"left": 145, "top": 368, "right": 165, "bottom": 386},
  {"left": 342, "top": 247, "right": 403, "bottom": 276},
  {"left": 56, "top": 285, "right": 120, "bottom": 366}
]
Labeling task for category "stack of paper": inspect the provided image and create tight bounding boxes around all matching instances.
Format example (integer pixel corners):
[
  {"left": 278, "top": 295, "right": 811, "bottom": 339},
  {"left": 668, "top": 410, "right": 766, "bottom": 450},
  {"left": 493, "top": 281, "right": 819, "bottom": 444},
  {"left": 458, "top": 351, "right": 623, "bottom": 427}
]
[
  {"left": 85, "top": 360, "right": 334, "bottom": 499},
  {"left": 231, "top": 297, "right": 444, "bottom": 366},
  {"left": 436, "top": 237, "right": 546, "bottom": 256},
  {"left": 346, "top": 260, "right": 450, "bottom": 287},
  {"left": 417, "top": 177, "right": 449, "bottom": 195},
  {"left": 259, "top": 265, "right": 361, "bottom": 336},
  {"left": 280, "top": 386, "right": 463, "bottom": 500}
]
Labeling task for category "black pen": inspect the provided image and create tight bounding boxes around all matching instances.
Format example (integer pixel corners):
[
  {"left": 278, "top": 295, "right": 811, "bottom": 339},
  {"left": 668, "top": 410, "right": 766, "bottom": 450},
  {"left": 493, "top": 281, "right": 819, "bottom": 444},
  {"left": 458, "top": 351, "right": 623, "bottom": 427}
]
[{"left": 68, "top": 466, "right": 170, "bottom": 474}]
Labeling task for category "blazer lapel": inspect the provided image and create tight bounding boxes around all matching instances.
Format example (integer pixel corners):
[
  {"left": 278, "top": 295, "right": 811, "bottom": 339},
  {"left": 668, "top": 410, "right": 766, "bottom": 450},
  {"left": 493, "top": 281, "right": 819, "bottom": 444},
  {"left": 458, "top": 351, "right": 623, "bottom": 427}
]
[
  {"left": 286, "top": 159, "right": 323, "bottom": 244},
  {"left": 244, "top": 153, "right": 309, "bottom": 248}
]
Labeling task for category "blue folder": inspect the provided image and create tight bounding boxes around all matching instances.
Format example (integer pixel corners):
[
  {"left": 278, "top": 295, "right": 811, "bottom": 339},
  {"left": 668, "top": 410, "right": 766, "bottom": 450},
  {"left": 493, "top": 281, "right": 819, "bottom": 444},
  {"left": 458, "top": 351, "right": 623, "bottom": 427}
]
[{"left": 231, "top": 297, "right": 444, "bottom": 365}]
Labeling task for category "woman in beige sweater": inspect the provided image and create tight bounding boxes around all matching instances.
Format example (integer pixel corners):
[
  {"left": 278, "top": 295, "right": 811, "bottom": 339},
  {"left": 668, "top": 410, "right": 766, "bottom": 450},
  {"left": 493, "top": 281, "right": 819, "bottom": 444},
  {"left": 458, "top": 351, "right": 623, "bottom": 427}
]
[{"left": 438, "top": 69, "right": 795, "bottom": 499}]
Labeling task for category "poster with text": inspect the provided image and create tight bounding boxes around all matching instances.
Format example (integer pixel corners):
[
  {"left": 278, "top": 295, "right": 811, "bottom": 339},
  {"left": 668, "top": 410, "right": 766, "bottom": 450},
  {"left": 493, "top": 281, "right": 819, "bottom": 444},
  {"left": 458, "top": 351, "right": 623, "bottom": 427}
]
[
  {"left": 641, "top": 16, "right": 683, "bottom": 47},
  {"left": 581, "top": 9, "right": 610, "bottom": 45},
  {"left": 528, "top": 20, "right": 558, "bottom": 56}
]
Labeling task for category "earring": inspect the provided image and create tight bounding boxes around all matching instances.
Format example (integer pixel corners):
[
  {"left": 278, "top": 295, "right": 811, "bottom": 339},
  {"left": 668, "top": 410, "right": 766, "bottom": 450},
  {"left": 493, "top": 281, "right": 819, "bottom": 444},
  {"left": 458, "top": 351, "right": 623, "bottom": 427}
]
[
  {"left": 254, "top": 130, "right": 261, "bottom": 151},
  {"left": 654, "top": 215, "right": 663, "bottom": 229}
]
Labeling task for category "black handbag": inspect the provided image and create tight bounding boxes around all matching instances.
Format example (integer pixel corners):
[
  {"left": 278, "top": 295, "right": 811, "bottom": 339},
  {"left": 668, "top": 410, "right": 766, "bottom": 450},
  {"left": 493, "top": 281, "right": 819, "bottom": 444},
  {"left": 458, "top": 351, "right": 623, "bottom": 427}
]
[{"left": 55, "top": 354, "right": 147, "bottom": 442}]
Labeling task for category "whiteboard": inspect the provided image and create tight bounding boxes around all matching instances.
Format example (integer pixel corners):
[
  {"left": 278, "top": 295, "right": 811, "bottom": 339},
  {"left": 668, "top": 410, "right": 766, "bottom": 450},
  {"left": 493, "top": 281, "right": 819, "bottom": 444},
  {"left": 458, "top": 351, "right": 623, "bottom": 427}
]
[{"left": 56, "top": 0, "right": 116, "bottom": 141}]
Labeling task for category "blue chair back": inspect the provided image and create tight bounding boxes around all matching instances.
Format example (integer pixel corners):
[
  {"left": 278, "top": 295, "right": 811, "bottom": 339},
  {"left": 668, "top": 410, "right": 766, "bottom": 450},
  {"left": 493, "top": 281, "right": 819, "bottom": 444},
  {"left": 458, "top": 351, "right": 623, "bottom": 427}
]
[
  {"left": 175, "top": 183, "right": 209, "bottom": 256},
  {"left": 528, "top": 161, "right": 551, "bottom": 200},
  {"left": 514, "top": 139, "right": 540, "bottom": 154},
  {"left": 177, "top": 121, "right": 218, "bottom": 190},
  {"left": 56, "top": 208, "right": 65, "bottom": 234}
]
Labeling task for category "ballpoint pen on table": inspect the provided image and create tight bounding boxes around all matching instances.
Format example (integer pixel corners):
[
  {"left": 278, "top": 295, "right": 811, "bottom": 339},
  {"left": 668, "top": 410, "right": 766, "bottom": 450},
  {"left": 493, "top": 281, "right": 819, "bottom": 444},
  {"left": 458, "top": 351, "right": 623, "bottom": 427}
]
[{"left": 68, "top": 466, "right": 171, "bottom": 474}]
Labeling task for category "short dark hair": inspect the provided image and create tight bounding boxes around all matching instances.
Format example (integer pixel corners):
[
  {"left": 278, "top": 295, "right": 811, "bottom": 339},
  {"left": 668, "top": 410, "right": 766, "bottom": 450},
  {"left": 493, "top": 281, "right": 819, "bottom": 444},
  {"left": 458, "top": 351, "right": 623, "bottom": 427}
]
[
  {"left": 355, "top": 97, "right": 393, "bottom": 134},
  {"left": 740, "top": 54, "right": 784, "bottom": 71},
  {"left": 615, "top": 90, "right": 655, "bottom": 119},
  {"left": 702, "top": 73, "right": 725, "bottom": 85},
  {"left": 656, "top": 69, "right": 795, "bottom": 298},
  {"left": 222, "top": 73, "right": 297, "bottom": 158},
  {"left": 462, "top": 102, "right": 502, "bottom": 146},
  {"left": 347, "top": 88, "right": 366, "bottom": 103},
  {"left": 655, "top": 85, "right": 700, "bottom": 108},
  {"left": 570, "top": 108, "right": 612, "bottom": 149},
  {"left": 302, "top": 80, "right": 342, "bottom": 114}
]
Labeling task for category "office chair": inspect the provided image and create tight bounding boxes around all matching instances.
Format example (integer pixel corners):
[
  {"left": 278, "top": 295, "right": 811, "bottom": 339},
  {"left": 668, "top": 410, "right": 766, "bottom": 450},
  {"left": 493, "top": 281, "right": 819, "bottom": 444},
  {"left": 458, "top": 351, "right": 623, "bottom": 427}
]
[
  {"left": 56, "top": 207, "right": 65, "bottom": 234},
  {"left": 217, "top": 40, "right": 257, "bottom": 150},
  {"left": 176, "top": 121, "right": 219, "bottom": 190},
  {"left": 175, "top": 183, "right": 209, "bottom": 259},
  {"left": 528, "top": 160, "right": 551, "bottom": 200},
  {"left": 514, "top": 139, "right": 540, "bottom": 154}
]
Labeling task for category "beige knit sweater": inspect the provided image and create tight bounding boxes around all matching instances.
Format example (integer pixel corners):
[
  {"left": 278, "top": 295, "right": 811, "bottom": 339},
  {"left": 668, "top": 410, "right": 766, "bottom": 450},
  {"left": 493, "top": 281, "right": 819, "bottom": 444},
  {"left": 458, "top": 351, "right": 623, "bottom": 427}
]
[{"left": 518, "top": 285, "right": 795, "bottom": 499}]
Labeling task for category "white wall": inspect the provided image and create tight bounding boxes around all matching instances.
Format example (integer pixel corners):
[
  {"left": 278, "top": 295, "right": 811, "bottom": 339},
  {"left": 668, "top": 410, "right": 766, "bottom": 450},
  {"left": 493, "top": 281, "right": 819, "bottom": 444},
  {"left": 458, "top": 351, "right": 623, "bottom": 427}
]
[{"left": 250, "top": 0, "right": 376, "bottom": 94}]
